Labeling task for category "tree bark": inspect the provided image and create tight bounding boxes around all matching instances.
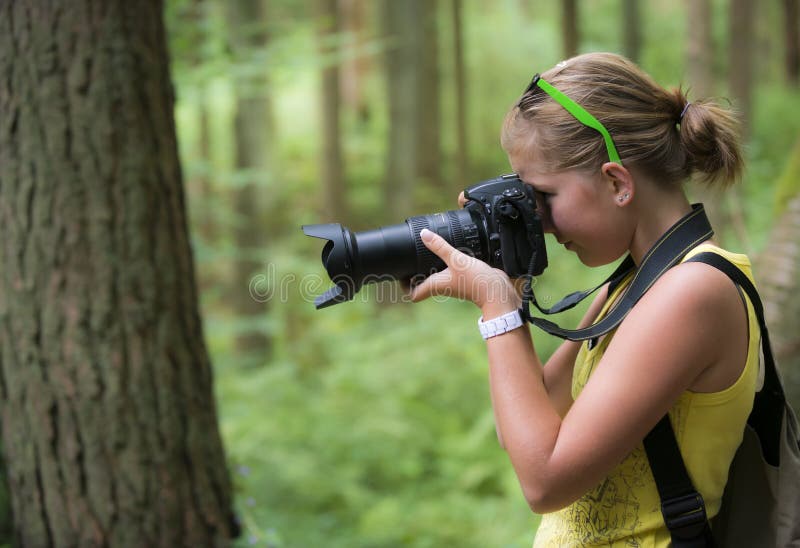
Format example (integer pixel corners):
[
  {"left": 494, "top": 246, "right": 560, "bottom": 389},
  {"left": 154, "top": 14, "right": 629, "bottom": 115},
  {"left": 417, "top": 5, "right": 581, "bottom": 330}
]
[{"left": 0, "top": 2, "right": 238, "bottom": 546}]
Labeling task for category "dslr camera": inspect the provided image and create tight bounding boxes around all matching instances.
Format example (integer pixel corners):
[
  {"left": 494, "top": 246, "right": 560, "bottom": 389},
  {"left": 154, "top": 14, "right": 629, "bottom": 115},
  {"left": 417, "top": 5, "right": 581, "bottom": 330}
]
[{"left": 302, "top": 174, "right": 548, "bottom": 308}]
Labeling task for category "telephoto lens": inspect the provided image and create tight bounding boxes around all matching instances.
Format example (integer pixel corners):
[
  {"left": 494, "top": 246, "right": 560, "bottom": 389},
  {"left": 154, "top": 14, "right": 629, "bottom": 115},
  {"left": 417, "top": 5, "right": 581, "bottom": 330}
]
[
  {"left": 302, "top": 174, "right": 547, "bottom": 309},
  {"left": 302, "top": 209, "right": 486, "bottom": 309}
]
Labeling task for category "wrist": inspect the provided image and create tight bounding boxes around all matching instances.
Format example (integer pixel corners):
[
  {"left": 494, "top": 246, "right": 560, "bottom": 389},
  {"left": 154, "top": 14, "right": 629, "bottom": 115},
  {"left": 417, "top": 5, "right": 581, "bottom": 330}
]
[
  {"left": 477, "top": 279, "right": 520, "bottom": 319},
  {"left": 478, "top": 308, "right": 524, "bottom": 340}
]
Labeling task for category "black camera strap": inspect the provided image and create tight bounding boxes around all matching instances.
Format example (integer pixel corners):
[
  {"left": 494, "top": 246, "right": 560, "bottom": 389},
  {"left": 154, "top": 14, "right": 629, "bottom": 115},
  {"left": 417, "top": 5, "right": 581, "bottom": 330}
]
[{"left": 519, "top": 204, "right": 713, "bottom": 341}]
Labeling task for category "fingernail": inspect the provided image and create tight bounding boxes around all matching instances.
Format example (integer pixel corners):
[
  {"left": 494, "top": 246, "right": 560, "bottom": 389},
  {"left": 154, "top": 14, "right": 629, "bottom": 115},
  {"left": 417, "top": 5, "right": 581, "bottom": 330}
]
[{"left": 420, "top": 228, "right": 433, "bottom": 241}]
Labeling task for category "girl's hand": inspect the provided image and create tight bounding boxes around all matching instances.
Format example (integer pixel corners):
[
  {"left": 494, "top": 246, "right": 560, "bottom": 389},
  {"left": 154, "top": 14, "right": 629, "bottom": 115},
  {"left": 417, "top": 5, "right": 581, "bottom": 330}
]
[{"left": 409, "top": 229, "right": 521, "bottom": 315}]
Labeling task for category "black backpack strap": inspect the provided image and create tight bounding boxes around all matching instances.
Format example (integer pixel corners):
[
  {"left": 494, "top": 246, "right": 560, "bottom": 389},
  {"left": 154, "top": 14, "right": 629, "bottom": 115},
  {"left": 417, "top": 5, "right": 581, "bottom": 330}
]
[
  {"left": 643, "top": 416, "right": 716, "bottom": 547},
  {"left": 686, "top": 252, "right": 785, "bottom": 466},
  {"left": 644, "top": 251, "right": 783, "bottom": 547}
]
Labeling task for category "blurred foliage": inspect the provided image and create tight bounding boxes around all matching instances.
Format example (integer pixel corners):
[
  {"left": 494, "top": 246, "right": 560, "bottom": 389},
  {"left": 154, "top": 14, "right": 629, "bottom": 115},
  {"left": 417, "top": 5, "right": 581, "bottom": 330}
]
[{"left": 163, "top": 0, "right": 800, "bottom": 546}]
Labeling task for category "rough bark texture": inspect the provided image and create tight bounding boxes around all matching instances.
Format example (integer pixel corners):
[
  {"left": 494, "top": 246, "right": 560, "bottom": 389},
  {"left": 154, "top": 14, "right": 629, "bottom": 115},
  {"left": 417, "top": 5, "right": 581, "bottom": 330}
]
[{"left": 0, "top": 2, "right": 238, "bottom": 546}]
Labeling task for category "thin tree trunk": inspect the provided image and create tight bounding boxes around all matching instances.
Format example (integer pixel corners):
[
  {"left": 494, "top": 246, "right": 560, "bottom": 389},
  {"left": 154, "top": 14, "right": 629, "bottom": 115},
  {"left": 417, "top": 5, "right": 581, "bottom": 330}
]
[
  {"left": 382, "top": 0, "right": 417, "bottom": 219},
  {"left": 786, "top": 0, "right": 800, "bottom": 87},
  {"left": 0, "top": 2, "right": 237, "bottom": 546},
  {"left": 340, "top": 0, "right": 372, "bottom": 121},
  {"left": 318, "top": 0, "right": 347, "bottom": 221},
  {"left": 622, "top": 0, "right": 641, "bottom": 62},
  {"left": 226, "top": 0, "right": 274, "bottom": 362},
  {"left": 452, "top": 0, "right": 468, "bottom": 189},
  {"left": 562, "top": 0, "right": 579, "bottom": 58},
  {"left": 414, "top": 0, "right": 442, "bottom": 203},
  {"left": 727, "top": 0, "right": 756, "bottom": 249},
  {"left": 729, "top": 0, "right": 756, "bottom": 139},
  {"left": 685, "top": 0, "right": 730, "bottom": 239}
]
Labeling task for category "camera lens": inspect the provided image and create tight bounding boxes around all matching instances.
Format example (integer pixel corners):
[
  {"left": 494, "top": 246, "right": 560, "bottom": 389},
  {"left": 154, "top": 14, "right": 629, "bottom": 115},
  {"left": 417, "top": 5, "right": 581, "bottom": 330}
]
[{"left": 303, "top": 209, "right": 485, "bottom": 308}]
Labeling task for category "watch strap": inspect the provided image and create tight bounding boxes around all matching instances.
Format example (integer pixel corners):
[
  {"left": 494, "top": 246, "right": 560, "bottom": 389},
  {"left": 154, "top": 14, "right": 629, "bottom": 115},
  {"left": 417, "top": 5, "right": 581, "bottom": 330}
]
[{"left": 478, "top": 309, "right": 524, "bottom": 339}]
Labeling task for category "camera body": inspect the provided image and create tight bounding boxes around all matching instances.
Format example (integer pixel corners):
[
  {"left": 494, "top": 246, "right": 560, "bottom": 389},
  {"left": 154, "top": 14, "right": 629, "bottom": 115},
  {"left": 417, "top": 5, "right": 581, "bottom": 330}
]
[
  {"left": 461, "top": 173, "right": 548, "bottom": 277},
  {"left": 302, "top": 174, "right": 548, "bottom": 309}
]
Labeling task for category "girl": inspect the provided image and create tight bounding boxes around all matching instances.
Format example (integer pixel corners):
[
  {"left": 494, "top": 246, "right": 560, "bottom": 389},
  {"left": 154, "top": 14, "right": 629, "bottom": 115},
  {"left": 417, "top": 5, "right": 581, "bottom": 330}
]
[{"left": 410, "top": 52, "right": 759, "bottom": 546}]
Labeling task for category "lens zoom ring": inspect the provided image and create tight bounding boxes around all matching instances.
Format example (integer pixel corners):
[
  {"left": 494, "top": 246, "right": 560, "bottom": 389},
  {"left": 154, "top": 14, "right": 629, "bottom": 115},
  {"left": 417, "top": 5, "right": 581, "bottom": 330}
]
[
  {"left": 408, "top": 216, "right": 443, "bottom": 274},
  {"left": 447, "top": 210, "right": 465, "bottom": 247}
]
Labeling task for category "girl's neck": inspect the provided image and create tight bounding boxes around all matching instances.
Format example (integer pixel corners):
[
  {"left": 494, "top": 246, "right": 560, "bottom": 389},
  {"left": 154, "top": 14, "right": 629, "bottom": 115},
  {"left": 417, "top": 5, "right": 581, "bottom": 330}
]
[{"left": 628, "top": 190, "right": 694, "bottom": 266}]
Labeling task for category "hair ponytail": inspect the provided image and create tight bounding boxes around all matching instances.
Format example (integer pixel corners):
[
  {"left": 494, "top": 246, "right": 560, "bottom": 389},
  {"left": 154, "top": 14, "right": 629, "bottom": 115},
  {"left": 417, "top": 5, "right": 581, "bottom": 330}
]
[{"left": 677, "top": 95, "right": 744, "bottom": 187}]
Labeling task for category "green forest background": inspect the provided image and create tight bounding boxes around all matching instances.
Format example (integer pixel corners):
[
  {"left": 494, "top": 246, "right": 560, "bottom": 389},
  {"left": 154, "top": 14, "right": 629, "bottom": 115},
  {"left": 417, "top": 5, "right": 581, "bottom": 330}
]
[{"left": 162, "top": 1, "right": 800, "bottom": 546}]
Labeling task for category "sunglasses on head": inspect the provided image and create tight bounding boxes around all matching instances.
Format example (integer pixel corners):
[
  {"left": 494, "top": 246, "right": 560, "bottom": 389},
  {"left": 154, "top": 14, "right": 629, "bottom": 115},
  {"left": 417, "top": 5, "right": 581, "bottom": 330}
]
[{"left": 518, "top": 73, "right": 622, "bottom": 165}]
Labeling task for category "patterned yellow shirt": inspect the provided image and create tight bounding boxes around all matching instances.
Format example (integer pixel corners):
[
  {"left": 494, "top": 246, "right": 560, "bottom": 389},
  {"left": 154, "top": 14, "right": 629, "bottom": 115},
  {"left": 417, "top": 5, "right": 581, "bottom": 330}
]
[{"left": 533, "top": 244, "right": 760, "bottom": 547}]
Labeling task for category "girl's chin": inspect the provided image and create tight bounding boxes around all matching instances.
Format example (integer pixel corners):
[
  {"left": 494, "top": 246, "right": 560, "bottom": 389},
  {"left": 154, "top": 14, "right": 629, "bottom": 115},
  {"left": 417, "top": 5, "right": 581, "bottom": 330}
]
[{"left": 573, "top": 247, "right": 622, "bottom": 268}]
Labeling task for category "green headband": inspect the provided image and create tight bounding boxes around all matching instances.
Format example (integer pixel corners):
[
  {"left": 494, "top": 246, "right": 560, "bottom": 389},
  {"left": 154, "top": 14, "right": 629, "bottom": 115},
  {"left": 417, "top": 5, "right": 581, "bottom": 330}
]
[{"left": 520, "top": 73, "right": 622, "bottom": 165}]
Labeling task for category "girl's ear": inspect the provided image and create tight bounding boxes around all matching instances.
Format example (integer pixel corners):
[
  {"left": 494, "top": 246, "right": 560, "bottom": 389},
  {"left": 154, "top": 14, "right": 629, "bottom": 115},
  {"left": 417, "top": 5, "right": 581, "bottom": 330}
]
[{"left": 601, "top": 162, "right": 634, "bottom": 206}]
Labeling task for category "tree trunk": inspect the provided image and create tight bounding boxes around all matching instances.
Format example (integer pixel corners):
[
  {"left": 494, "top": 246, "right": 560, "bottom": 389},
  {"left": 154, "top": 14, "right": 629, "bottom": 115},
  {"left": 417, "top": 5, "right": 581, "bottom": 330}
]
[
  {"left": 382, "top": 0, "right": 418, "bottom": 219},
  {"left": 318, "top": 0, "right": 347, "bottom": 221},
  {"left": 786, "top": 0, "right": 800, "bottom": 87},
  {"left": 685, "top": 0, "right": 730, "bottom": 238},
  {"left": 0, "top": 2, "right": 238, "bottom": 546},
  {"left": 452, "top": 0, "right": 469, "bottom": 190},
  {"left": 562, "top": 0, "right": 579, "bottom": 58},
  {"left": 686, "top": 0, "right": 714, "bottom": 98},
  {"left": 727, "top": 0, "right": 756, "bottom": 249},
  {"left": 414, "top": 0, "right": 443, "bottom": 204},
  {"left": 758, "top": 139, "right": 800, "bottom": 410},
  {"left": 225, "top": 0, "right": 274, "bottom": 363},
  {"left": 622, "top": 0, "right": 641, "bottom": 62},
  {"left": 729, "top": 0, "right": 756, "bottom": 139},
  {"left": 340, "top": 0, "right": 372, "bottom": 121}
]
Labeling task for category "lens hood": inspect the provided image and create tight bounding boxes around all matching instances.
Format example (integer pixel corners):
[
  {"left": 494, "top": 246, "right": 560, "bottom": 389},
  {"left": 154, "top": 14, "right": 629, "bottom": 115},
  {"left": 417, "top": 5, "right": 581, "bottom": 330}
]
[{"left": 302, "top": 223, "right": 361, "bottom": 308}]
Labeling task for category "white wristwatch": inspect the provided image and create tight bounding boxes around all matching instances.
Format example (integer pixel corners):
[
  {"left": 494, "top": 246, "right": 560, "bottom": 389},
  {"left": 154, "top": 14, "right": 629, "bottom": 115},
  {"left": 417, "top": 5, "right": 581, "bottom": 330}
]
[{"left": 478, "top": 309, "right": 524, "bottom": 340}]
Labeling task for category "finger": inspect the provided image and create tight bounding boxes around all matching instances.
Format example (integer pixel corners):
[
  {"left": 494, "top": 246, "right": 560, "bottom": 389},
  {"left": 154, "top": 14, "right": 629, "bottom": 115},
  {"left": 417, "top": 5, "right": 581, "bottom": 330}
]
[
  {"left": 419, "top": 228, "right": 458, "bottom": 264},
  {"left": 457, "top": 191, "right": 467, "bottom": 208},
  {"left": 409, "top": 269, "right": 453, "bottom": 303}
]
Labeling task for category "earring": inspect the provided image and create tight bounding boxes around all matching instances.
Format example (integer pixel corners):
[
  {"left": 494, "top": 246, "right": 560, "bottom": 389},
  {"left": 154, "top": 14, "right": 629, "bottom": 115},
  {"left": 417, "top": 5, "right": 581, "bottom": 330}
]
[{"left": 618, "top": 192, "right": 630, "bottom": 203}]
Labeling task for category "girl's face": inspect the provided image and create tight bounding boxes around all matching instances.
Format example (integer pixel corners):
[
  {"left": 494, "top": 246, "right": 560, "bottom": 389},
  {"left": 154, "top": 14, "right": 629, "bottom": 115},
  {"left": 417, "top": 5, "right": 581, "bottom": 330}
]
[{"left": 510, "top": 154, "right": 632, "bottom": 267}]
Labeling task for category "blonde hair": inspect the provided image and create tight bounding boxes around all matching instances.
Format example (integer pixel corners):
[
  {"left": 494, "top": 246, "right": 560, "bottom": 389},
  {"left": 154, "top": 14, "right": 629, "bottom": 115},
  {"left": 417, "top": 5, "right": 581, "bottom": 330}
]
[{"left": 501, "top": 52, "right": 744, "bottom": 187}]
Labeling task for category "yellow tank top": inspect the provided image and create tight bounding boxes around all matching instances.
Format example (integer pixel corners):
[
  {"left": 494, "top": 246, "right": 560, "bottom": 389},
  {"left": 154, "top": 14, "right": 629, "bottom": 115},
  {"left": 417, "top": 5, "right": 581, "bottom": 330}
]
[{"left": 533, "top": 244, "right": 760, "bottom": 548}]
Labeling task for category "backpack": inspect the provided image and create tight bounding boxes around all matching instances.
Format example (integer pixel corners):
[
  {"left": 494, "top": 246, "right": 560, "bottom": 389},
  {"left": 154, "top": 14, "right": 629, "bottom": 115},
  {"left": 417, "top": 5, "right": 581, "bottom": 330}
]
[
  {"left": 521, "top": 206, "right": 800, "bottom": 547},
  {"left": 643, "top": 252, "right": 800, "bottom": 548}
]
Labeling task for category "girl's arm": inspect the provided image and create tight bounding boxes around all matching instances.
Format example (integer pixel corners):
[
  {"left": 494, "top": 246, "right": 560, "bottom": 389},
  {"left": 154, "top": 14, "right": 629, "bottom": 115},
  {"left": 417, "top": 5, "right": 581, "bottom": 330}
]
[{"left": 412, "top": 230, "right": 748, "bottom": 513}]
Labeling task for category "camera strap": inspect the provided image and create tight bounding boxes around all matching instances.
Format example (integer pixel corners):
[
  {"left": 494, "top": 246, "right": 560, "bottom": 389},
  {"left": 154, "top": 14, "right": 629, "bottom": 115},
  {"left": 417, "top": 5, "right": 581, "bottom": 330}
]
[{"left": 519, "top": 204, "right": 713, "bottom": 341}]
